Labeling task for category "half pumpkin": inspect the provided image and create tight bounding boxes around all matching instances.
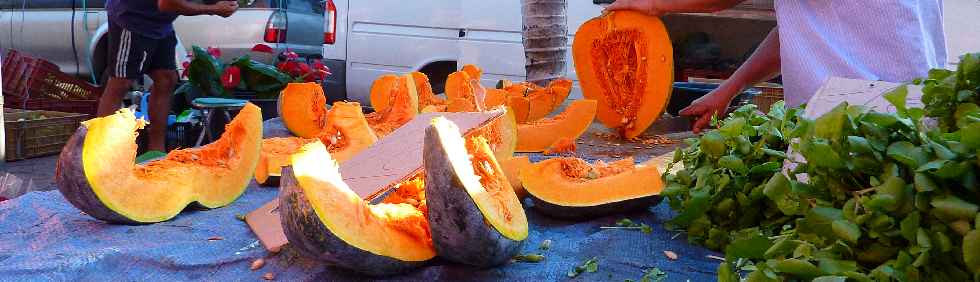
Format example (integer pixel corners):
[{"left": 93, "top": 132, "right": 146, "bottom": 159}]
[
  {"left": 56, "top": 104, "right": 263, "bottom": 224},
  {"left": 280, "top": 141, "right": 435, "bottom": 276},
  {"left": 572, "top": 10, "right": 673, "bottom": 139},
  {"left": 278, "top": 82, "right": 329, "bottom": 138},
  {"left": 520, "top": 157, "right": 664, "bottom": 219}
]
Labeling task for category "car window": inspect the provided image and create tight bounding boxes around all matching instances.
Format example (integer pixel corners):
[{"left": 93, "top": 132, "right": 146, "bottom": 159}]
[
  {"left": 288, "top": 0, "right": 323, "bottom": 14},
  {"left": 239, "top": 0, "right": 283, "bottom": 9},
  {"left": 24, "top": 0, "right": 72, "bottom": 9}
]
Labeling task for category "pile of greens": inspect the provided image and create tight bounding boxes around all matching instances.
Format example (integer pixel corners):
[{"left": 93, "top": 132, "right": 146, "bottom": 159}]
[{"left": 666, "top": 54, "right": 980, "bottom": 281}]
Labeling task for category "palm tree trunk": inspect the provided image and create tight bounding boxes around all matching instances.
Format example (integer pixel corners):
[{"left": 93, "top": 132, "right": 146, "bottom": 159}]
[{"left": 522, "top": 0, "right": 567, "bottom": 87}]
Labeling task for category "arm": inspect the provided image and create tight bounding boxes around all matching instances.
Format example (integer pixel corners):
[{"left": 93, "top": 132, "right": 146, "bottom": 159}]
[
  {"left": 680, "top": 28, "right": 781, "bottom": 132},
  {"left": 607, "top": 0, "right": 746, "bottom": 16},
  {"left": 158, "top": 0, "right": 238, "bottom": 17}
]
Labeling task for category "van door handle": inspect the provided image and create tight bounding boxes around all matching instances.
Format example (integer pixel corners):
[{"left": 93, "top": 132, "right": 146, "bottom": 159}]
[
  {"left": 593, "top": 0, "right": 615, "bottom": 4},
  {"left": 458, "top": 29, "right": 466, "bottom": 38}
]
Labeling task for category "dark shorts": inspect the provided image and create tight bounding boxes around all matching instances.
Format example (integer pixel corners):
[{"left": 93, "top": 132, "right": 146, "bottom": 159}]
[{"left": 107, "top": 22, "right": 177, "bottom": 79}]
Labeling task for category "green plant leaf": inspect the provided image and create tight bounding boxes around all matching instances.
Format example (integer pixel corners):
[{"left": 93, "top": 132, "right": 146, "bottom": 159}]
[
  {"left": 884, "top": 85, "right": 909, "bottom": 115},
  {"left": 725, "top": 229, "right": 772, "bottom": 259},
  {"left": 886, "top": 142, "right": 928, "bottom": 168}
]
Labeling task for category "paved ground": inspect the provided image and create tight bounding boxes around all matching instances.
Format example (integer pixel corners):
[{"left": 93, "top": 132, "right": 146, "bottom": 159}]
[{"left": 0, "top": 155, "right": 58, "bottom": 200}]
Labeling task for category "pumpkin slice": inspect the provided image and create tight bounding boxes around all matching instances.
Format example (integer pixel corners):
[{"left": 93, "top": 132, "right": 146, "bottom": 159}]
[
  {"left": 280, "top": 141, "right": 435, "bottom": 276},
  {"left": 366, "top": 74, "right": 419, "bottom": 137},
  {"left": 255, "top": 137, "right": 318, "bottom": 185},
  {"left": 500, "top": 156, "right": 532, "bottom": 198},
  {"left": 56, "top": 104, "right": 263, "bottom": 224},
  {"left": 421, "top": 104, "right": 447, "bottom": 113},
  {"left": 445, "top": 71, "right": 475, "bottom": 101},
  {"left": 520, "top": 157, "right": 664, "bottom": 219},
  {"left": 484, "top": 88, "right": 510, "bottom": 108},
  {"left": 278, "top": 82, "right": 328, "bottom": 138},
  {"left": 412, "top": 72, "right": 446, "bottom": 110},
  {"left": 423, "top": 117, "right": 528, "bottom": 267},
  {"left": 256, "top": 102, "right": 379, "bottom": 186},
  {"left": 527, "top": 78, "right": 573, "bottom": 121},
  {"left": 509, "top": 95, "right": 532, "bottom": 123},
  {"left": 368, "top": 74, "right": 399, "bottom": 112},
  {"left": 572, "top": 10, "right": 673, "bottom": 139},
  {"left": 516, "top": 99, "right": 597, "bottom": 152},
  {"left": 461, "top": 64, "right": 482, "bottom": 81}
]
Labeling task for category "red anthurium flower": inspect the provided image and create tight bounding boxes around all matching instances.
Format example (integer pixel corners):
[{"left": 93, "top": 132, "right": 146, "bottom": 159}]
[
  {"left": 311, "top": 60, "right": 331, "bottom": 78},
  {"left": 221, "top": 66, "right": 241, "bottom": 89},
  {"left": 207, "top": 47, "right": 222, "bottom": 58},
  {"left": 181, "top": 61, "right": 191, "bottom": 78},
  {"left": 283, "top": 51, "right": 299, "bottom": 60},
  {"left": 251, "top": 44, "right": 274, "bottom": 53}
]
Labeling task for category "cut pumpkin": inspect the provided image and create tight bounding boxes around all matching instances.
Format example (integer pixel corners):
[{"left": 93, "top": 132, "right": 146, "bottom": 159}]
[
  {"left": 280, "top": 141, "right": 435, "bottom": 276},
  {"left": 520, "top": 157, "right": 664, "bottom": 219},
  {"left": 56, "top": 104, "right": 263, "bottom": 224},
  {"left": 368, "top": 74, "right": 399, "bottom": 112},
  {"left": 470, "top": 106, "right": 518, "bottom": 161},
  {"left": 461, "top": 64, "right": 482, "bottom": 81},
  {"left": 278, "top": 83, "right": 328, "bottom": 138},
  {"left": 255, "top": 102, "right": 378, "bottom": 186},
  {"left": 445, "top": 71, "right": 476, "bottom": 102},
  {"left": 366, "top": 74, "right": 419, "bottom": 137},
  {"left": 500, "top": 156, "right": 532, "bottom": 198},
  {"left": 255, "top": 137, "right": 318, "bottom": 185},
  {"left": 424, "top": 117, "right": 528, "bottom": 267},
  {"left": 572, "top": 10, "right": 673, "bottom": 139},
  {"left": 527, "top": 78, "right": 573, "bottom": 121},
  {"left": 412, "top": 72, "right": 446, "bottom": 110},
  {"left": 516, "top": 99, "right": 597, "bottom": 152}
]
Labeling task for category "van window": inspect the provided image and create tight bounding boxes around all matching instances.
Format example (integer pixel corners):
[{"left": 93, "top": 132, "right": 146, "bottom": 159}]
[
  {"left": 242, "top": 0, "right": 321, "bottom": 14},
  {"left": 23, "top": 0, "right": 71, "bottom": 9}
]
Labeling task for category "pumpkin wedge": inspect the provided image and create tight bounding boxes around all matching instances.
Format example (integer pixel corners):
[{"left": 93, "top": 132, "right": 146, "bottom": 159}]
[
  {"left": 527, "top": 78, "right": 573, "bottom": 121},
  {"left": 280, "top": 142, "right": 435, "bottom": 276},
  {"left": 412, "top": 72, "right": 446, "bottom": 110},
  {"left": 367, "top": 74, "right": 419, "bottom": 137},
  {"left": 572, "top": 10, "right": 673, "bottom": 139},
  {"left": 56, "top": 104, "right": 263, "bottom": 224},
  {"left": 520, "top": 157, "right": 664, "bottom": 219},
  {"left": 461, "top": 64, "right": 483, "bottom": 81},
  {"left": 424, "top": 117, "right": 528, "bottom": 267},
  {"left": 278, "top": 82, "right": 328, "bottom": 138},
  {"left": 445, "top": 71, "right": 476, "bottom": 102},
  {"left": 500, "top": 156, "right": 532, "bottom": 198},
  {"left": 255, "top": 102, "right": 378, "bottom": 186},
  {"left": 516, "top": 99, "right": 597, "bottom": 152},
  {"left": 368, "top": 74, "right": 399, "bottom": 112}
]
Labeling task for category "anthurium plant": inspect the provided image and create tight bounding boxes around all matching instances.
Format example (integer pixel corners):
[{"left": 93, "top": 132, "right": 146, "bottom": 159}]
[{"left": 178, "top": 45, "right": 330, "bottom": 99}]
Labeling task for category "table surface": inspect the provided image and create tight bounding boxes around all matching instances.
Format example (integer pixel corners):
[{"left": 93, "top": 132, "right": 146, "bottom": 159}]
[{"left": 0, "top": 122, "right": 719, "bottom": 282}]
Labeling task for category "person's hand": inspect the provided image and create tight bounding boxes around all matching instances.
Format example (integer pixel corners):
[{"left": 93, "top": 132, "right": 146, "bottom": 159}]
[
  {"left": 211, "top": 1, "right": 239, "bottom": 18},
  {"left": 605, "top": 0, "right": 665, "bottom": 17},
  {"left": 679, "top": 86, "right": 739, "bottom": 133}
]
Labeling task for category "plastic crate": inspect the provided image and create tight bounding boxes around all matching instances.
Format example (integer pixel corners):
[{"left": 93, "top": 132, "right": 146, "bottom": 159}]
[
  {"left": 2, "top": 50, "right": 101, "bottom": 115},
  {"left": 4, "top": 108, "right": 89, "bottom": 161},
  {"left": 750, "top": 86, "right": 784, "bottom": 114},
  {"left": 135, "top": 121, "right": 203, "bottom": 155}
]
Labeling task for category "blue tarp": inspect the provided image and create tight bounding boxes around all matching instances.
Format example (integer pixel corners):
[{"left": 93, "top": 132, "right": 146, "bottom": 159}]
[{"left": 0, "top": 182, "right": 721, "bottom": 281}]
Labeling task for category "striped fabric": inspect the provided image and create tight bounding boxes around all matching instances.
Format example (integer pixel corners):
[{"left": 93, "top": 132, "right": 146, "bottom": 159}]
[{"left": 774, "top": 0, "right": 947, "bottom": 107}]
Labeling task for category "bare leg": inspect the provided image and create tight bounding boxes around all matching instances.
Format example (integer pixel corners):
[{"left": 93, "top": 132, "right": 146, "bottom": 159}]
[
  {"left": 147, "top": 70, "right": 178, "bottom": 152},
  {"left": 96, "top": 77, "right": 132, "bottom": 117}
]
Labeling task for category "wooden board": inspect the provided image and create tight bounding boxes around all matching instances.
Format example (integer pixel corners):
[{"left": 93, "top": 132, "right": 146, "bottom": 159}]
[{"left": 246, "top": 110, "right": 505, "bottom": 252}]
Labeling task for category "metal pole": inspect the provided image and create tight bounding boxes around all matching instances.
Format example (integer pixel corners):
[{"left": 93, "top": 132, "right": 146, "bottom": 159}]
[{"left": 0, "top": 52, "right": 6, "bottom": 168}]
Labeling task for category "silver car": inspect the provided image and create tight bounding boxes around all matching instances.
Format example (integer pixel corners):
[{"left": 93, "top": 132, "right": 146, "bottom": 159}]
[{"left": 0, "top": 0, "right": 325, "bottom": 84}]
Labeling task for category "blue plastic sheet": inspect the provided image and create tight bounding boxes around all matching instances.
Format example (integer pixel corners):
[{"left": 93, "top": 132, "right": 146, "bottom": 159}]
[{"left": 0, "top": 181, "right": 721, "bottom": 281}]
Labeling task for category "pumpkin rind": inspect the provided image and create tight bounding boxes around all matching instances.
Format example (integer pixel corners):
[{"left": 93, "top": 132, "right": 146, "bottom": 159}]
[
  {"left": 572, "top": 11, "right": 673, "bottom": 139},
  {"left": 520, "top": 157, "right": 664, "bottom": 219},
  {"left": 56, "top": 104, "right": 263, "bottom": 224},
  {"left": 423, "top": 117, "right": 528, "bottom": 267},
  {"left": 278, "top": 82, "right": 329, "bottom": 138},
  {"left": 516, "top": 99, "right": 597, "bottom": 152},
  {"left": 280, "top": 142, "right": 435, "bottom": 276}
]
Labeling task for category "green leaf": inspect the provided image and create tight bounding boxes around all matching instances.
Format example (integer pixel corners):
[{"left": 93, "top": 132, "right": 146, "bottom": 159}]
[
  {"left": 812, "top": 276, "right": 848, "bottom": 282},
  {"left": 764, "top": 173, "right": 799, "bottom": 215},
  {"left": 900, "top": 212, "right": 920, "bottom": 242},
  {"left": 749, "top": 162, "right": 781, "bottom": 176},
  {"left": 886, "top": 141, "right": 929, "bottom": 168},
  {"left": 831, "top": 220, "right": 861, "bottom": 244},
  {"left": 918, "top": 159, "right": 969, "bottom": 179},
  {"left": 931, "top": 196, "right": 979, "bottom": 220},
  {"left": 765, "top": 237, "right": 800, "bottom": 259},
  {"left": 963, "top": 231, "right": 980, "bottom": 274},
  {"left": 802, "top": 140, "right": 846, "bottom": 169},
  {"left": 719, "top": 155, "right": 748, "bottom": 175},
  {"left": 815, "top": 103, "right": 849, "bottom": 140},
  {"left": 512, "top": 253, "right": 545, "bottom": 263},
  {"left": 667, "top": 190, "right": 711, "bottom": 227},
  {"left": 725, "top": 229, "right": 772, "bottom": 259},
  {"left": 717, "top": 262, "right": 739, "bottom": 282},
  {"left": 817, "top": 259, "right": 858, "bottom": 275},
  {"left": 960, "top": 123, "right": 980, "bottom": 149},
  {"left": 720, "top": 117, "right": 747, "bottom": 138},
  {"left": 884, "top": 84, "right": 909, "bottom": 114},
  {"left": 799, "top": 207, "right": 844, "bottom": 238},
  {"left": 769, "top": 259, "right": 825, "bottom": 279},
  {"left": 638, "top": 268, "right": 667, "bottom": 282},
  {"left": 700, "top": 131, "right": 727, "bottom": 158},
  {"left": 913, "top": 172, "right": 938, "bottom": 192}
]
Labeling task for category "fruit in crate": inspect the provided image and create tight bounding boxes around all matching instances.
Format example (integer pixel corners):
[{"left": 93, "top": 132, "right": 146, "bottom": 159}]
[
  {"left": 56, "top": 104, "right": 263, "bottom": 224},
  {"left": 572, "top": 10, "right": 673, "bottom": 139}
]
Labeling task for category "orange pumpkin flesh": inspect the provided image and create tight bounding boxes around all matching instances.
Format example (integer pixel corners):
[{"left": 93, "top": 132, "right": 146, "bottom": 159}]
[
  {"left": 278, "top": 83, "right": 328, "bottom": 138},
  {"left": 413, "top": 72, "right": 445, "bottom": 110},
  {"left": 526, "top": 78, "right": 573, "bottom": 121},
  {"left": 484, "top": 89, "right": 510, "bottom": 108},
  {"left": 461, "top": 64, "right": 482, "bottom": 81},
  {"left": 572, "top": 11, "right": 673, "bottom": 139},
  {"left": 255, "top": 102, "right": 379, "bottom": 185},
  {"left": 500, "top": 156, "right": 532, "bottom": 198},
  {"left": 445, "top": 71, "right": 475, "bottom": 101},
  {"left": 520, "top": 157, "right": 664, "bottom": 219},
  {"left": 369, "top": 75, "right": 400, "bottom": 112},
  {"left": 516, "top": 99, "right": 597, "bottom": 152},
  {"left": 366, "top": 74, "right": 420, "bottom": 137}
]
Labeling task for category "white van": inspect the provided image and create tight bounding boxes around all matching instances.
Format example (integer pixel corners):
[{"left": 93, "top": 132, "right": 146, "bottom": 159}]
[{"left": 322, "top": 0, "right": 606, "bottom": 107}]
